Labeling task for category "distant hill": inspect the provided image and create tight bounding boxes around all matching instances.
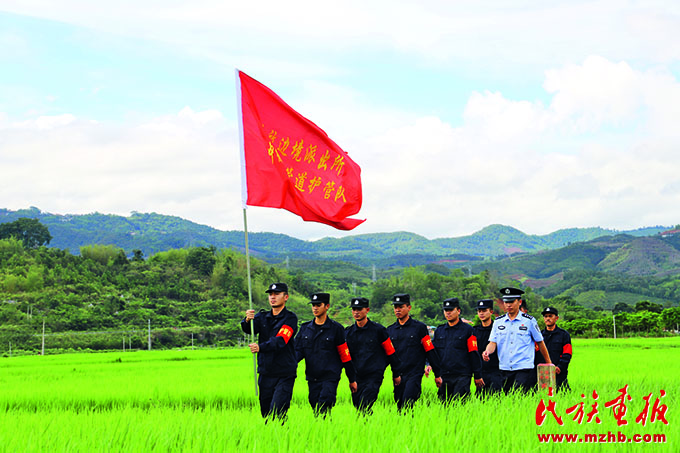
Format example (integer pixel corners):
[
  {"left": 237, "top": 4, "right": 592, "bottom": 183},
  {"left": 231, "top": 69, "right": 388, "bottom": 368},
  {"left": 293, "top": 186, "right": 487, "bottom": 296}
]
[{"left": 0, "top": 207, "right": 671, "bottom": 269}]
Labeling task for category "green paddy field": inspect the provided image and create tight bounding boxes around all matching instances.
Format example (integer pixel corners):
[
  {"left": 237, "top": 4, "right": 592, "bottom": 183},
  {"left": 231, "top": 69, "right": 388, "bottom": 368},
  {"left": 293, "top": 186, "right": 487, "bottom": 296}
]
[{"left": 0, "top": 337, "right": 677, "bottom": 452}]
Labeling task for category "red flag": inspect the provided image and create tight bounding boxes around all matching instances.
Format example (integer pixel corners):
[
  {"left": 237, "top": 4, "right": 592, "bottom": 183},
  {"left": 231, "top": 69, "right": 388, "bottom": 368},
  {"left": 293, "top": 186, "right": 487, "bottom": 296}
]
[{"left": 237, "top": 70, "right": 365, "bottom": 230}]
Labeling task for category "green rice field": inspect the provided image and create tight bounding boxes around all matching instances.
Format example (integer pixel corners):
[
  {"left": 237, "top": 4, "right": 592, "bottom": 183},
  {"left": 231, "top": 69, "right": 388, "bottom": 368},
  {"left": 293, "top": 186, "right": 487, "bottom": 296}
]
[{"left": 0, "top": 337, "right": 677, "bottom": 452}]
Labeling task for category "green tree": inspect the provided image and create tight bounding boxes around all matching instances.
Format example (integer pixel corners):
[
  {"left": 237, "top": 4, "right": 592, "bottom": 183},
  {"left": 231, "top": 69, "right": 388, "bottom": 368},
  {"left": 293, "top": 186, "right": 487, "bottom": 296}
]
[{"left": 0, "top": 218, "right": 52, "bottom": 248}]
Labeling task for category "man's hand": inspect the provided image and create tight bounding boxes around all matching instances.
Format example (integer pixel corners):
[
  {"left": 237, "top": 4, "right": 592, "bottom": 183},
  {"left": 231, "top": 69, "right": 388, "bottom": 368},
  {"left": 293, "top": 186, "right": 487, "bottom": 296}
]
[
  {"left": 474, "top": 378, "right": 485, "bottom": 388},
  {"left": 424, "top": 365, "right": 432, "bottom": 377},
  {"left": 245, "top": 309, "right": 255, "bottom": 322},
  {"left": 435, "top": 377, "right": 442, "bottom": 388},
  {"left": 556, "top": 366, "right": 561, "bottom": 375},
  {"left": 482, "top": 350, "right": 490, "bottom": 362},
  {"left": 393, "top": 376, "right": 402, "bottom": 386},
  {"left": 349, "top": 382, "right": 358, "bottom": 393},
  {"left": 249, "top": 343, "right": 259, "bottom": 353}
]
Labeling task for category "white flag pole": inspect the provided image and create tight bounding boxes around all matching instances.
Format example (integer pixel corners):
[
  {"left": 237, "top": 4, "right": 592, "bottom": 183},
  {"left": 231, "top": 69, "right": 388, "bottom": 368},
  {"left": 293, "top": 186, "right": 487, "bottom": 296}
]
[{"left": 236, "top": 68, "right": 258, "bottom": 397}]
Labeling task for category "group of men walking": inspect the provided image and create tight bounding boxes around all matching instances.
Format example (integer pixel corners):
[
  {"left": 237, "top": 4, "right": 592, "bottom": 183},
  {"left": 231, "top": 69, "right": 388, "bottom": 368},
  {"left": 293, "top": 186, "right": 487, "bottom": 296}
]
[{"left": 241, "top": 282, "right": 572, "bottom": 420}]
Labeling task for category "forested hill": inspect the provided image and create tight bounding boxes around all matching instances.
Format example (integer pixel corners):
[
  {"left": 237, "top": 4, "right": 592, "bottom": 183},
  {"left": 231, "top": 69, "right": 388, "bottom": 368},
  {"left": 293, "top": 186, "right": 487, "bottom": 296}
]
[{"left": 0, "top": 207, "right": 668, "bottom": 266}]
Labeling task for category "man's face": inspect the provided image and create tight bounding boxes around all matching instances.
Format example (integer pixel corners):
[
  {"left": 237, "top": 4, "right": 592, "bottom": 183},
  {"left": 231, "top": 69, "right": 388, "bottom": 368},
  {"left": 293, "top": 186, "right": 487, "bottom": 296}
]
[
  {"left": 504, "top": 298, "right": 520, "bottom": 316},
  {"left": 352, "top": 307, "right": 369, "bottom": 322},
  {"left": 477, "top": 308, "right": 492, "bottom": 322},
  {"left": 268, "top": 291, "right": 288, "bottom": 309},
  {"left": 444, "top": 307, "right": 460, "bottom": 323},
  {"left": 311, "top": 302, "right": 328, "bottom": 318},
  {"left": 543, "top": 313, "right": 558, "bottom": 328},
  {"left": 393, "top": 303, "right": 411, "bottom": 321}
]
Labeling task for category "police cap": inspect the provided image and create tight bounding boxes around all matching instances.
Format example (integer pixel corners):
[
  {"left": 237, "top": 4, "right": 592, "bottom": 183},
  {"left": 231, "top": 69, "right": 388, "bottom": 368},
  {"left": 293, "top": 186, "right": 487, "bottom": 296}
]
[
  {"left": 442, "top": 298, "right": 460, "bottom": 309},
  {"left": 476, "top": 299, "right": 494, "bottom": 310},
  {"left": 309, "top": 293, "right": 330, "bottom": 304},
  {"left": 500, "top": 287, "right": 524, "bottom": 302},
  {"left": 542, "top": 306, "right": 559, "bottom": 316},
  {"left": 391, "top": 293, "right": 411, "bottom": 305},
  {"left": 265, "top": 282, "right": 288, "bottom": 293},
  {"left": 351, "top": 297, "right": 369, "bottom": 308}
]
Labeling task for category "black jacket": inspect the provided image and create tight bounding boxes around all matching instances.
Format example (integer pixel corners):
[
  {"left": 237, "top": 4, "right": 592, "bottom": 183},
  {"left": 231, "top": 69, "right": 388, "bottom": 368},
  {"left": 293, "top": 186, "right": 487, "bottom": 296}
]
[
  {"left": 387, "top": 317, "right": 441, "bottom": 379},
  {"left": 296, "top": 316, "right": 357, "bottom": 382},
  {"left": 345, "top": 319, "right": 402, "bottom": 381},
  {"left": 241, "top": 307, "right": 298, "bottom": 377},
  {"left": 541, "top": 326, "right": 572, "bottom": 375},
  {"left": 434, "top": 320, "right": 482, "bottom": 379},
  {"left": 473, "top": 323, "right": 500, "bottom": 375}
]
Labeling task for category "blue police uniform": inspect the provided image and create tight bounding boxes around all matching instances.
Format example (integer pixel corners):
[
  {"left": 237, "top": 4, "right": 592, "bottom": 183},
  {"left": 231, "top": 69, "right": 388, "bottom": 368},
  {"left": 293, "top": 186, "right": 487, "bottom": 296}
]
[
  {"left": 345, "top": 313, "right": 401, "bottom": 413},
  {"left": 241, "top": 283, "right": 298, "bottom": 419},
  {"left": 387, "top": 316, "right": 441, "bottom": 410},
  {"left": 489, "top": 312, "right": 543, "bottom": 393},
  {"left": 296, "top": 315, "right": 357, "bottom": 415}
]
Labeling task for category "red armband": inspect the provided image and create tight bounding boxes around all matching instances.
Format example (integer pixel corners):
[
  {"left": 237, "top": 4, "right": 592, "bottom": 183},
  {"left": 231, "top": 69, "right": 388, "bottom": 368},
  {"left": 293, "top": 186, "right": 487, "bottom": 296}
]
[
  {"left": 382, "top": 338, "right": 396, "bottom": 355},
  {"left": 336, "top": 342, "right": 352, "bottom": 363},
  {"left": 563, "top": 344, "right": 572, "bottom": 355},
  {"left": 467, "top": 335, "right": 478, "bottom": 352},
  {"left": 276, "top": 325, "right": 294, "bottom": 344},
  {"left": 421, "top": 335, "right": 434, "bottom": 352}
]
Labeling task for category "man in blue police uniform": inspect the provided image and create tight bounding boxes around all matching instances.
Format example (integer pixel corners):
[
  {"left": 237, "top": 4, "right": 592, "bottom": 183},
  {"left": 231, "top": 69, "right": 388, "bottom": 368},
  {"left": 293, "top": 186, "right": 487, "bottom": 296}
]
[
  {"left": 473, "top": 298, "right": 503, "bottom": 397},
  {"left": 433, "top": 297, "right": 484, "bottom": 403},
  {"left": 241, "top": 282, "right": 298, "bottom": 419},
  {"left": 345, "top": 297, "right": 402, "bottom": 413},
  {"left": 387, "top": 293, "right": 441, "bottom": 411},
  {"left": 541, "top": 306, "right": 572, "bottom": 392},
  {"left": 295, "top": 292, "right": 358, "bottom": 416},
  {"left": 482, "top": 287, "right": 552, "bottom": 394}
]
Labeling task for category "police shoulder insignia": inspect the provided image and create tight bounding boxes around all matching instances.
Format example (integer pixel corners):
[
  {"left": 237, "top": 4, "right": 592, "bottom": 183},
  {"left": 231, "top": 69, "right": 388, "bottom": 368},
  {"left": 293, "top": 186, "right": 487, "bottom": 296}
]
[
  {"left": 521, "top": 313, "right": 534, "bottom": 320},
  {"left": 496, "top": 314, "right": 507, "bottom": 320}
]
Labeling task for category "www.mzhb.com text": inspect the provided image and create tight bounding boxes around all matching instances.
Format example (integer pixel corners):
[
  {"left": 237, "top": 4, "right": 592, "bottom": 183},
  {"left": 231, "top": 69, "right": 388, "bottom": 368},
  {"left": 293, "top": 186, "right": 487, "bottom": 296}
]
[{"left": 537, "top": 432, "right": 666, "bottom": 444}]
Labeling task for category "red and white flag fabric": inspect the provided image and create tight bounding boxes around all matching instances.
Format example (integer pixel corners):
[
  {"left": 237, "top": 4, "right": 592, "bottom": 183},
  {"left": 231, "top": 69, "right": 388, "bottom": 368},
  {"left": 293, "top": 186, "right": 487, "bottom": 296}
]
[{"left": 237, "top": 70, "right": 365, "bottom": 230}]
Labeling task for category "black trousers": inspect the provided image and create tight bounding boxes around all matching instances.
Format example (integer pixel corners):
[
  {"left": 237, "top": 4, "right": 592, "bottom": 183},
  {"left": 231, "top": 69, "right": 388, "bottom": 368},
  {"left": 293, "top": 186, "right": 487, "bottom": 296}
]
[
  {"left": 556, "top": 374, "right": 570, "bottom": 392},
  {"left": 501, "top": 369, "right": 534, "bottom": 394},
  {"left": 438, "top": 375, "right": 472, "bottom": 403},
  {"left": 393, "top": 374, "right": 423, "bottom": 410},
  {"left": 352, "top": 376, "right": 384, "bottom": 413},
  {"left": 307, "top": 378, "right": 340, "bottom": 415},
  {"left": 477, "top": 370, "right": 503, "bottom": 398},
  {"left": 258, "top": 375, "right": 295, "bottom": 419}
]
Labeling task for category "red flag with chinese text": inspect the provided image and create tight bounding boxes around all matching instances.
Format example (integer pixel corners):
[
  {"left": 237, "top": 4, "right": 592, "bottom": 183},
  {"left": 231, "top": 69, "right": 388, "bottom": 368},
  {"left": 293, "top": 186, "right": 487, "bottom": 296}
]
[{"left": 237, "top": 70, "right": 365, "bottom": 230}]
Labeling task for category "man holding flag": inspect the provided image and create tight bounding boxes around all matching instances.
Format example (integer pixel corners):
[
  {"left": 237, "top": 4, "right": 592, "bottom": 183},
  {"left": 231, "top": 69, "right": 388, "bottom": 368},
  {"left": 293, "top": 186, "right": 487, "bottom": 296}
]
[{"left": 241, "top": 282, "right": 298, "bottom": 420}]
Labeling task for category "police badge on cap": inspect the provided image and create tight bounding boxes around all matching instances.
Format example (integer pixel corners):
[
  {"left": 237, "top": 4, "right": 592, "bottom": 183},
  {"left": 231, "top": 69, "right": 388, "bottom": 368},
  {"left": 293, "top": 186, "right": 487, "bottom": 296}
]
[
  {"left": 476, "top": 299, "right": 493, "bottom": 310},
  {"left": 442, "top": 297, "right": 460, "bottom": 309},
  {"left": 391, "top": 293, "right": 411, "bottom": 305},
  {"left": 500, "top": 287, "right": 524, "bottom": 302},
  {"left": 309, "top": 293, "right": 330, "bottom": 304},
  {"left": 351, "top": 297, "right": 369, "bottom": 308},
  {"left": 265, "top": 282, "right": 289, "bottom": 293},
  {"left": 542, "top": 306, "right": 559, "bottom": 316}
]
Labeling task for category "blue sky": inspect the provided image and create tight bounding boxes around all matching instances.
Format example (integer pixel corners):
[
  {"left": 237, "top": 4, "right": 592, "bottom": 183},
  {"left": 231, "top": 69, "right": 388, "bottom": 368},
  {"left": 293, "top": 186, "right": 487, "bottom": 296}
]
[{"left": 2, "top": 1, "right": 680, "bottom": 240}]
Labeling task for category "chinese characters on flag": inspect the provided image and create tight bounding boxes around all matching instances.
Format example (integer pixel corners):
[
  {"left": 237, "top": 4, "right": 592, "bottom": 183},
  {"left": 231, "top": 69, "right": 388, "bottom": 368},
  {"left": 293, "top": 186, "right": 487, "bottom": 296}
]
[{"left": 237, "top": 70, "right": 365, "bottom": 230}]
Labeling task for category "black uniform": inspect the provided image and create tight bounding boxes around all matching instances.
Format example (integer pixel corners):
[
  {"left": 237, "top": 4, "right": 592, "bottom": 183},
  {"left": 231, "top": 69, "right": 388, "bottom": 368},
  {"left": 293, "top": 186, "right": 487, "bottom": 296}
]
[
  {"left": 433, "top": 320, "right": 483, "bottom": 402},
  {"left": 473, "top": 323, "right": 503, "bottom": 397},
  {"left": 387, "top": 317, "right": 441, "bottom": 410},
  {"left": 241, "top": 307, "right": 298, "bottom": 419},
  {"left": 345, "top": 319, "right": 401, "bottom": 413},
  {"left": 296, "top": 317, "right": 357, "bottom": 415},
  {"left": 541, "top": 326, "right": 572, "bottom": 391}
]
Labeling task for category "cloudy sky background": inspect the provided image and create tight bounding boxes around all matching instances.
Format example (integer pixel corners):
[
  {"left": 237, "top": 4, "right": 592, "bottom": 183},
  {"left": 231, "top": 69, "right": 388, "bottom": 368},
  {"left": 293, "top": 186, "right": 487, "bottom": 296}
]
[{"left": 2, "top": 1, "right": 680, "bottom": 240}]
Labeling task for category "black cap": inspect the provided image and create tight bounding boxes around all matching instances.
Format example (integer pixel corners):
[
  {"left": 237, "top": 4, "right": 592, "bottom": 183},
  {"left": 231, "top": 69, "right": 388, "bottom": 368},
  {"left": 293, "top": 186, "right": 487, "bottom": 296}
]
[
  {"left": 442, "top": 298, "right": 460, "bottom": 309},
  {"left": 309, "top": 293, "right": 330, "bottom": 304},
  {"left": 476, "top": 299, "right": 494, "bottom": 310},
  {"left": 542, "top": 306, "right": 559, "bottom": 316},
  {"left": 350, "top": 297, "right": 369, "bottom": 308},
  {"left": 500, "top": 287, "right": 524, "bottom": 302},
  {"left": 391, "top": 293, "right": 410, "bottom": 305},
  {"left": 265, "top": 282, "right": 288, "bottom": 293}
]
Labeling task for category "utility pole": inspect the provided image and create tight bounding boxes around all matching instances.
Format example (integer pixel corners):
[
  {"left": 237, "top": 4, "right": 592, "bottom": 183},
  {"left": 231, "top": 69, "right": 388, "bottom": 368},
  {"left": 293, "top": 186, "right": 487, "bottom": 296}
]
[
  {"left": 41, "top": 320, "right": 45, "bottom": 356},
  {"left": 613, "top": 313, "right": 617, "bottom": 339},
  {"left": 148, "top": 319, "right": 151, "bottom": 351}
]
